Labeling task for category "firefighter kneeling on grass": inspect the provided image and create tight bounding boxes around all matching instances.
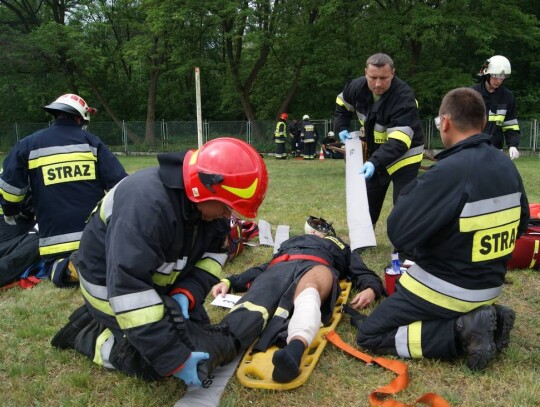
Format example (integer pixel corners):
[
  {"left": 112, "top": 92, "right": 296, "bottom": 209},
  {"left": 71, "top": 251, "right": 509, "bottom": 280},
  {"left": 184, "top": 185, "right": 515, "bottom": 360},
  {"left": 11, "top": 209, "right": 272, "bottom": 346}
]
[
  {"left": 0, "top": 94, "right": 127, "bottom": 287},
  {"left": 51, "top": 138, "right": 268, "bottom": 386},
  {"left": 354, "top": 88, "right": 530, "bottom": 371}
]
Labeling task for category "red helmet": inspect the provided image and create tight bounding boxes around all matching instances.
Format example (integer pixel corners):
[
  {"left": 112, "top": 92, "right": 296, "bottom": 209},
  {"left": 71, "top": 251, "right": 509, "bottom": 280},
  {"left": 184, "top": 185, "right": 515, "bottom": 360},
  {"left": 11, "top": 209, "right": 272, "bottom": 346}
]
[
  {"left": 280, "top": 113, "right": 288, "bottom": 120},
  {"left": 183, "top": 138, "right": 268, "bottom": 218}
]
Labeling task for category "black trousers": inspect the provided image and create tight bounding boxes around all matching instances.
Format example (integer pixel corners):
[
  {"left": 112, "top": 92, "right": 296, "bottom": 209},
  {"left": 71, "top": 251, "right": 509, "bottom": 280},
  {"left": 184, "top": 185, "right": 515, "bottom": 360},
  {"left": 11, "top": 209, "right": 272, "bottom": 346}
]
[
  {"left": 357, "top": 283, "right": 462, "bottom": 360},
  {"left": 366, "top": 162, "right": 420, "bottom": 225}
]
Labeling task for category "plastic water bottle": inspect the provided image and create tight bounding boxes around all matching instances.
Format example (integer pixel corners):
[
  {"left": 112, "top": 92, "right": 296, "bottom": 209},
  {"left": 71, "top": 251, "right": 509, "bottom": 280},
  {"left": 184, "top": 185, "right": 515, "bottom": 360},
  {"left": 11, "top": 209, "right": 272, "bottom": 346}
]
[{"left": 391, "top": 251, "right": 400, "bottom": 274}]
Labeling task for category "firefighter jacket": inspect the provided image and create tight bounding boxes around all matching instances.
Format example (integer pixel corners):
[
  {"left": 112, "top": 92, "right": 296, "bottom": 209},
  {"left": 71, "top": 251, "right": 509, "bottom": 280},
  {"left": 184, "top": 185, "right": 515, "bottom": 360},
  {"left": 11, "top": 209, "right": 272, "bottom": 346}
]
[
  {"left": 288, "top": 120, "right": 301, "bottom": 138},
  {"left": 472, "top": 81, "right": 520, "bottom": 149},
  {"left": 301, "top": 120, "right": 318, "bottom": 143},
  {"left": 77, "top": 152, "right": 229, "bottom": 377},
  {"left": 0, "top": 119, "right": 127, "bottom": 260},
  {"left": 274, "top": 120, "right": 287, "bottom": 143},
  {"left": 227, "top": 234, "right": 384, "bottom": 299},
  {"left": 387, "top": 134, "right": 529, "bottom": 312},
  {"left": 335, "top": 76, "right": 424, "bottom": 176}
]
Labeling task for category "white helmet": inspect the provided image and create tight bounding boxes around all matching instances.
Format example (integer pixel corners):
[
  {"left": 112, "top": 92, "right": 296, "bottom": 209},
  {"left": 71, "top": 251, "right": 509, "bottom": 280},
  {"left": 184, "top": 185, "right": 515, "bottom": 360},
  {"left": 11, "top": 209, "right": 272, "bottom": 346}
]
[
  {"left": 304, "top": 216, "right": 336, "bottom": 237},
  {"left": 478, "top": 55, "right": 511, "bottom": 79},
  {"left": 302, "top": 114, "right": 310, "bottom": 120},
  {"left": 43, "top": 94, "right": 98, "bottom": 122},
  {"left": 328, "top": 131, "right": 335, "bottom": 138}
]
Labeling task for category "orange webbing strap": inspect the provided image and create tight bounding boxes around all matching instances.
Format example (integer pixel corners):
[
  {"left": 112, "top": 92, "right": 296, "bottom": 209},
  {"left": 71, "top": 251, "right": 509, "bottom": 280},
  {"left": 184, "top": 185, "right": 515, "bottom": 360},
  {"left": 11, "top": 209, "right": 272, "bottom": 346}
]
[{"left": 326, "top": 331, "right": 451, "bottom": 407}]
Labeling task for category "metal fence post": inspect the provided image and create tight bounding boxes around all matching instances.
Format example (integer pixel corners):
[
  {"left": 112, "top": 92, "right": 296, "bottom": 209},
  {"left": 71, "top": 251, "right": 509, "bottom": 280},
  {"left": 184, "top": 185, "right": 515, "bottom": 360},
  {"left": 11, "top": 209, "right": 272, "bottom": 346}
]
[
  {"left": 122, "top": 120, "right": 128, "bottom": 154},
  {"left": 15, "top": 122, "right": 19, "bottom": 142},
  {"left": 247, "top": 120, "right": 252, "bottom": 145}
]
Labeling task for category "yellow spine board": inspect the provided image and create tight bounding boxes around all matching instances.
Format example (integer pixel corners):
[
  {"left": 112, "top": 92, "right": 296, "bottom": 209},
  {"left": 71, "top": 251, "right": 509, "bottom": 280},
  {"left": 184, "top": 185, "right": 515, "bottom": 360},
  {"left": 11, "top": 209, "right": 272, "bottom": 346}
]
[{"left": 236, "top": 280, "right": 352, "bottom": 390}]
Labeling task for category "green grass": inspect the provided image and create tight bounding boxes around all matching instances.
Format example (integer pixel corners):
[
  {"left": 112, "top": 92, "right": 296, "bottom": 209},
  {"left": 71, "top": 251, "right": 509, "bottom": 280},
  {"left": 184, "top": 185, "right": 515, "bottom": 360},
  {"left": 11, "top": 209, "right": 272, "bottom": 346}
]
[{"left": 0, "top": 155, "right": 539, "bottom": 406}]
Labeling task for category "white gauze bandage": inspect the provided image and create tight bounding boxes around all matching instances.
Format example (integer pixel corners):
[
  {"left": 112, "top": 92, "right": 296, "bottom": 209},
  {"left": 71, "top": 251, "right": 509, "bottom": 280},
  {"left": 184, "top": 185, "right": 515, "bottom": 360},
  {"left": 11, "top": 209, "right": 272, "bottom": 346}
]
[{"left": 287, "top": 287, "right": 322, "bottom": 345}]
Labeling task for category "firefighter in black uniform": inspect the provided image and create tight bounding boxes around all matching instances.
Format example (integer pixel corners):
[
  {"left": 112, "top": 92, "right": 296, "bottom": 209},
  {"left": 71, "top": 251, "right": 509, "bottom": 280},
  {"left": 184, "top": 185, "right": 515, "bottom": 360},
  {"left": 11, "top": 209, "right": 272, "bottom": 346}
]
[
  {"left": 355, "top": 88, "right": 530, "bottom": 371},
  {"left": 51, "top": 138, "right": 269, "bottom": 387},
  {"left": 274, "top": 113, "right": 288, "bottom": 159},
  {"left": 472, "top": 55, "right": 521, "bottom": 160},
  {"left": 0, "top": 94, "right": 127, "bottom": 287},
  {"left": 288, "top": 118, "right": 302, "bottom": 157},
  {"left": 334, "top": 53, "right": 424, "bottom": 226},
  {"left": 211, "top": 216, "right": 384, "bottom": 383},
  {"left": 300, "top": 114, "right": 318, "bottom": 160}
]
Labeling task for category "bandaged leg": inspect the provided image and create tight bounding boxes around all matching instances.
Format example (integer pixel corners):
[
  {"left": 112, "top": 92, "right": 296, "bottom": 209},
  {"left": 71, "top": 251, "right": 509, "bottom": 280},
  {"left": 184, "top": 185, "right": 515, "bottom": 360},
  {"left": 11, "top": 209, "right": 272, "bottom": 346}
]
[{"left": 272, "top": 287, "right": 321, "bottom": 382}]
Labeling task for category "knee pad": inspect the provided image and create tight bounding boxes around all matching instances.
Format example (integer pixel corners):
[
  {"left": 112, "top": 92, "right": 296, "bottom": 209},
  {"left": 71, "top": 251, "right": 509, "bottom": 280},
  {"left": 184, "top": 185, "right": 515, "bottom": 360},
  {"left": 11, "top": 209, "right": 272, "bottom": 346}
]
[{"left": 287, "top": 287, "right": 321, "bottom": 345}]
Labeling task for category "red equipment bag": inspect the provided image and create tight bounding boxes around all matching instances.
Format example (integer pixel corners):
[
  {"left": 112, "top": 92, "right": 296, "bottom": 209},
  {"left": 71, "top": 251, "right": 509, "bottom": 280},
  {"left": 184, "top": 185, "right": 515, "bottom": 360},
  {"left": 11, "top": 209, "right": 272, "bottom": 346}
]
[{"left": 507, "top": 204, "right": 540, "bottom": 270}]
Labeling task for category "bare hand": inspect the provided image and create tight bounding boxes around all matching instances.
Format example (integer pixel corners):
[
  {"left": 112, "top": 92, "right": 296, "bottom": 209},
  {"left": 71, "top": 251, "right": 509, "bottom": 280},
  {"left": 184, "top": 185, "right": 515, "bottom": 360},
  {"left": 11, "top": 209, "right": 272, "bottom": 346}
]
[
  {"left": 349, "top": 288, "right": 376, "bottom": 309},
  {"left": 211, "top": 281, "right": 229, "bottom": 298}
]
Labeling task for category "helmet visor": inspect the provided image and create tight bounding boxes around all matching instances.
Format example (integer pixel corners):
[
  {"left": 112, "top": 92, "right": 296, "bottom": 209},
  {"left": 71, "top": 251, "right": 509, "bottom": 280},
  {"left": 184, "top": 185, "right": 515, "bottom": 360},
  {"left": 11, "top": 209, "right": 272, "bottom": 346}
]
[{"left": 491, "top": 74, "right": 507, "bottom": 80}]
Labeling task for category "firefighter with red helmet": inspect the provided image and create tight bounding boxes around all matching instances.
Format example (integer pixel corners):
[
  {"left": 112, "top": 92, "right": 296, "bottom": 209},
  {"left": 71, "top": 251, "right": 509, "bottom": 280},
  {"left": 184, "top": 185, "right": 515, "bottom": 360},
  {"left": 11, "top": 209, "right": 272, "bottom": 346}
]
[
  {"left": 51, "top": 138, "right": 269, "bottom": 387},
  {"left": 0, "top": 94, "right": 127, "bottom": 287},
  {"left": 472, "top": 55, "right": 521, "bottom": 159},
  {"left": 274, "top": 112, "right": 289, "bottom": 159}
]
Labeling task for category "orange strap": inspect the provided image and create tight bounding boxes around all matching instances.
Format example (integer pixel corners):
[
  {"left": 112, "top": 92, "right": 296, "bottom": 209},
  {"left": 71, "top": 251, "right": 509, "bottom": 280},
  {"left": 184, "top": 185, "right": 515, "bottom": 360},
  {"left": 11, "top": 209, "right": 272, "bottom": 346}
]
[
  {"left": 269, "top": 254, "right": 330, "bottom": 267},
  {"left": 326, "top": 331, "right": 451, "bottom": 407}
]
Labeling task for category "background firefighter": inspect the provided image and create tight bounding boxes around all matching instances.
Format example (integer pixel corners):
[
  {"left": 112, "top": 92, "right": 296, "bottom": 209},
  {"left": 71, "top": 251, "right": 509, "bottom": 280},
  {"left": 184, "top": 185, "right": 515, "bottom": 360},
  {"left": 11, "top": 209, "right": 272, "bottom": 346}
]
[
  {"left": 300, "top": 114, "right": 318, "bottom": 160},
  {"left": 472, "top": 55, "right": 521, "bottom": 160},
  {"left": 274, "top": 113, "right": 288, "bottom": 159},
  {"left": 51, "top": 138, "right": 268, "bottom": 387}
]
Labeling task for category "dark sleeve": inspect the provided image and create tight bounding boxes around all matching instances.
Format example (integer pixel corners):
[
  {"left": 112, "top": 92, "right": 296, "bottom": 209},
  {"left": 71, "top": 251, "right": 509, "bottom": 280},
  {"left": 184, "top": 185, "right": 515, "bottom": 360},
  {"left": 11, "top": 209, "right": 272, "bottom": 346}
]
[
  {"left": 503, "top": 93, "right": 520, "bottom": 148},
  {"left": 227, "top": 263, "right": 268, "bottom": 292},
  {"left": 387, "top": 163, "right": 462, "bottom": 251},
  {"left": 0, "top": 141, "right": 30, "bottom": 215},
  {"left": 518, "top": 179, "right": 530, "bottom": 237},
  {"left": 95, "top": 139, "right": 128, "bottom": 189},
  {"left": 334, "top": 78, "right": 360, "bottom": 134},
  {"left": 348, "top": 250, "right": 385, "bottom": 299}
]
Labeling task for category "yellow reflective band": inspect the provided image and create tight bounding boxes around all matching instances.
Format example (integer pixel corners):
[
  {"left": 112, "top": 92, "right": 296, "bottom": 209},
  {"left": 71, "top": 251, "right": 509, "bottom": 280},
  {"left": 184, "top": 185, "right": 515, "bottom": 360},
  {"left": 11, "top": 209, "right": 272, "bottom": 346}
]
[
  {"left": 531, "top": 240, "right": 539, "bottom": 269},
  {"left": 460, "top": 207, "right": 521, "bottom": 232},
  {"left": 28, "top": 151, "right": 97, "bottom": 169},
  {"left": 152, "top": 270, "right": 181, "bottom": 287},
  {"left": 221, "top": 178, "right": 258, "bottom": 199},
  {"left": 374, "top": 129, "right": 387, "bottom": 144},
  {"left": 80, "top": 283, "right": 115, "bottom": 316},
  {"left": 39, "top": 240, "right": 80, "bottom": 256},
  {"left": 387, "top": 152, "right": 423, "bottom": 175},
  {"left": 189, "top": 149, "right": 199, "bottom": 165},
  {"left": 274, "top": 306, "right": 289, "bottom": 319},
  {"left": 116, "top": 304, "right": 164, "bottom": 330},
  {"left": 472, "top": 221, "right": 519, "bottom": 262},
  {"left": 93, "top": 328, "right": 113, "bottom": 366},
  {"left": 0, "top": 189, "right": 25, "bottom": 203},
  {"left": 488, "top": 114, "right": 505, "bottom": 123},
  {"left": 325, "top": 236, "right": 345, "bottom": 249},
  {"left": 195, "top": 258, "right": 225, "bottom": 279},
  {"left": 388, "top": 131, "right": 412, "bottom": 148},
  {"left": 502, "top": 125, "right": 519, "bottom": 131},
  {"left": 229, "top": 301, "right": 269, "bottom": 325},
  {"left": 399, "top": 273, "right": 497, "bottom": 312},
  {"left": 42, "top": 161, "right": 96, "bottom": 185},
  {"left": 408, "top": 321, "right": 423, "bottom": 358}
]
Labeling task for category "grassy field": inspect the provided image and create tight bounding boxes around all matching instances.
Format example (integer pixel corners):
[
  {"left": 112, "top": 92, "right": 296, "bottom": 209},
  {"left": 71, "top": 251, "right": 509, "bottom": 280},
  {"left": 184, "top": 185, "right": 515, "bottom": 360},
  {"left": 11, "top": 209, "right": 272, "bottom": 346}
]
[{"left": 0, "top": 155, "right": 539, "bottom": 407}]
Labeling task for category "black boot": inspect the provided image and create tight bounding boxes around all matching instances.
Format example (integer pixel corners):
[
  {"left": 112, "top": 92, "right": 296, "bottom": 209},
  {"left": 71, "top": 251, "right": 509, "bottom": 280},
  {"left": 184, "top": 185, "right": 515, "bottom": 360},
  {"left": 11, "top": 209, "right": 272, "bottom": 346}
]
[
  {"left": 181, "top": 319, "right": 239, "bottom": 380},
  {"left": 493, "top": 304, "right": 516, "bottom": 353},
  {"left": 455, "top": 305, "right": 497, "bottom": 371},
  {"left": 51, "top": 305, "right": 93, "bottom": 349}
]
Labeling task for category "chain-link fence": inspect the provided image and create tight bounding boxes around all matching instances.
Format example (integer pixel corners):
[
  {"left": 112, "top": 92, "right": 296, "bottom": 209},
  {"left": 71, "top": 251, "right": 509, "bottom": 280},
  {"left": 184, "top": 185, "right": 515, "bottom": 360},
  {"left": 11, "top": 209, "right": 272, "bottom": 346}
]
[{"left": 0, "top": 119, "right": 538, "bottom": 154}]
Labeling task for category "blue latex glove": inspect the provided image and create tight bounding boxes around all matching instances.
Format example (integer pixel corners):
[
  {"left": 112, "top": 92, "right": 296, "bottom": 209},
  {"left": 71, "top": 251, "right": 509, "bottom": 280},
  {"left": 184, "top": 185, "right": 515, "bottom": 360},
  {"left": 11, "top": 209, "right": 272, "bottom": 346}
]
[
  {"left": 174, "top": 352, "right": 209, "bottom": 386},
  {"left": 339, "top": 129, "right": 351, "bottom": 142},
  {"left": 172, "top": 293, "right": 190, "bottom": 319},
  {"left": 360, "top": 162, "right": 375, "bottom": 180}
]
